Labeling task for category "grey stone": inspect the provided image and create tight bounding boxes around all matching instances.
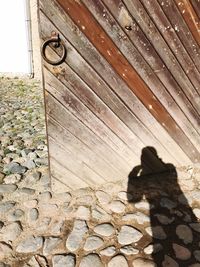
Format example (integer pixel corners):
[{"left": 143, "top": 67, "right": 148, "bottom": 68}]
[
  {"left": 18, "top": 187, "right": 35, "bottom": 195},
  {"left": 96, "top": 190, "right": 111, "bottom": 204},
  {"left": 108, "top": 255, "right": 128, "bottom": 267},
  {"left": 16, "top": 236, "right": 43, "bottom": 253},
  {"left": 118, "top": 191, "right": 133, "bottom": 201},
  {"left": 52, "top": 254, "right": 75, "bottom": 267},
  {"left": 92, "top": 206, "right": 111, "bottom": 221},
  {"left": 36, "top": 217, "right": 51, "bottom": 232},
  {"left": 22, "top": 159, "right": 36, "bottom": 169},
  {"left": 1, "top": 222, "right": 22, "bottom": 242},
  {"left": 80, "top": 254, "right": 103, "bottom": 267},
  {"left": 38, "top": 191, "right": 52, "bottom": 202},
  {"left": 0, "top": 201, "right": 15, "bottom": 215},
  {"left": 122, "top": 212, "right": 150, "bottom": 224},
  {"left": 194, "top": 250, "right": 200, "bottom": 261},
  {"left": 3, "top": 162, "right": 26, "bottom": 174},
  {"left": 146, "top": 226, "right": 167, "bottom": 240},
  {"left": 94, "top": 223, "right": 115, "bottom": 237},
  {"left": 50, "top": 220, "right": 64, "bottom": 235},
  {"left": 27, "top": 256, "right": 40, "bottom": 267},
  {"left": 34, "top": 158, "right": 48, "bottom": 166},
  {"left": 43, "top": 237, "right": 62, "bottom": 256},
  {"left": 154, "top": 214, "right": 174, "bottom": 225},
  {"left": 160, "top": 198, "right": 177, "bottom": 209},
  {"left": 132, "top": 258, "right": 156, "bottom": 267},
  {"left": 120, "top": 245, "right": 139, "bottom": 255},
  {"left": 0, "top": 222, "right": 4, "bottom": 230},
  {"left": 7, "top": 208, "right": 24, "bottom": 221},
  {"left": 190, "top": 223, "right": 200, "bottom": 233},
  {"left": 66, "top": 220, "right": 88, "bottom": 252},
  {"left": 176, "top": 225, "right": 193, "bottom": 244},
  {"left": 24, "top": 170, "right": 41, "bottom": 184},
  {"left": 173, "top": 243, "right": 191, "bottom": 260},
  {"left": 75, "top": 206, "right": 90, "bottom": 220},
  {"left": 109, "top": 200, "right": 126, "bottom": 213},
  {"left": 84, "top": 235, "right": 104, "bottom": 251},
  {"left": 28, "top": 208, "right": 39, "bottom": 222},
  {"left": 193, "top": 208, "right": 200, "bottom": 219},
  {"left": 76, "top": 195, "right": 93, "bottom": 205},
  {"left": 0, "top": 242, "right": 12, "bottom": 260},
  {"left": 135, "top": 201, "right": 150, "bottom": 210},
  {"left": 118, "top": 225, "right": 143, "bottom": 245},
  {"left": 144, "top": 243, "right": 163, "bottom": 254},
  {"left": 178, "top": 194, "right": 189, "bottom": 205},
  {"left": 3, "top": 174, "right": 21, "bottom": 184},
  {"left": 100, "top": 246, "right": 116, "bottom": 256},
  {"left": 0, "top": 184, "right": 17, "bottom": 193},
  {"left": 162, "top": 255, "right": 179, "bottom": 267},
  {"left": 28, "top": 152, "right": 38, "bottom": 160},
  {"left": 27, "top": 256, "right": 45, "bottom": 267}
]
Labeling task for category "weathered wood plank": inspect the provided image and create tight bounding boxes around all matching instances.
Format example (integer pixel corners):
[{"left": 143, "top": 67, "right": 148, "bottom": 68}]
[
  {"left": 44, "top": 69, "right": 140, "bottom": 170},
  {"left": 122, "top": 0, "right": 200, "bottom": 114},
  {"left": 44, "top": 47, "right": 175, "bottom": 171},
  {"left": 40, "top": 10, "right": 185, "bottom": 167},
  {"left": 190, "top": 0, "right": 200, "bottom": 20},
  {"left": 55, "top": 0, "right": 200, "bottom": 162},
  {"left": 82, "top": 0, "right": 200, "bottom": 152},
  {"left": 48, "top": 115, "right": 125, "bottom": 184},
  {"left": 45, "top": 89, "right": 136, "bottom": 179},
  {"left": 50, "top": 158, "right": 89, "bottom": 190},
  {"left": 174, "top": 0, "right": 200, "bottom": 46},
  {"left": 39, "top": 0, "right": 192, "bottom": 166},
  {"left": 51, "top": 176, "right": 72, "bottom": 193},
  {"left": 140, "top": 0, "right": 200, "bottom": 91},
  {"left": 157, "top": 0, "right": 200, "bottom": 72},
  {"left": 101, "top": 0, "right": 200, "bottom": 135},
  {"left": 49, "top": 135, "right": 106, "bottom": 185}
]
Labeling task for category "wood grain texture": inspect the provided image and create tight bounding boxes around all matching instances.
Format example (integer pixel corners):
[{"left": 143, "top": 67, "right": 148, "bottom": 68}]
[
  {"left": 55, "top": 0, "right": 200, "bottom": 162},
  {"left": 101, "top": 0, "right": 200, "bottom": 136},
  {"left": 174, "top": 0, "right": 200, "bottom": 46},
  {"left": 38, "top": 0, "right": 200, "bottom": 189},
  {"left": 39, "top": 2, "right": 191, "bottom": 166}
]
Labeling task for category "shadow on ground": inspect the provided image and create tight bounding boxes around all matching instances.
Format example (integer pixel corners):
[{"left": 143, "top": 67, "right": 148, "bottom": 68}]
[{"left": 128, "top": 146, "right": 200, "bottom": 266}]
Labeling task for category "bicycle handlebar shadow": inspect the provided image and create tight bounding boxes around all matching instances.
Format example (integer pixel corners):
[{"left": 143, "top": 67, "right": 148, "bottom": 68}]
[{"left": 127, "top": 146, "right": 200, "bottom": 266}]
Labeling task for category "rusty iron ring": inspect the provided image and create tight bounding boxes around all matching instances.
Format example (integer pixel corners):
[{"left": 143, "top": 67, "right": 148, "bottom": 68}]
[{"left": 41, "top": 36, "right": 67, "bottom": 66}]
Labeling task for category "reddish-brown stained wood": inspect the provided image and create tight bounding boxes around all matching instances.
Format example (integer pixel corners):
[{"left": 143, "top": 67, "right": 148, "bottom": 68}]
[
  {"left": 123, "top": 0, "right": 200, "bottom": 116},
  {"left": 140, "top": 0, "right": 200, "bottom": 92},
  {"left": 101, "top": 0, "right": 200, "bottom": 135},
  {"left": 39, "top": 4, "right": 191, "bottom": 166},
  {"left": 84, "top": 0, "right": 200, "bottom": 152},
  {"left": 190, "top": 0, "right": 200, "bottom": 20},
  {"left": 174, "top": 0, "right": 200, "bottom": 46},
  {"left": 157, "top": 0, "right": 200, "bottom": 72},
  {"left": 56, "top": 0, "right": 200, "bottom": 162}
]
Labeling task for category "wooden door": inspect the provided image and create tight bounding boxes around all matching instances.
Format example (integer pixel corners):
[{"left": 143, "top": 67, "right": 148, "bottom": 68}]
[{"left": 39, "top": 0, "right": 200, "bottom": 191}]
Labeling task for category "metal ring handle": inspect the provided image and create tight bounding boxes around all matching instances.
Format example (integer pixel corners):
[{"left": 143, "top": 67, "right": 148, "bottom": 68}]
[{"left": 41, "top": 32, "right": 67, "bottom": 66}]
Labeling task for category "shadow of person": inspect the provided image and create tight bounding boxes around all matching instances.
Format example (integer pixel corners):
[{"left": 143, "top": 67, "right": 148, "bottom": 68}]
[{"left": 127, "top": 146, "right": 200, "bottom": 266}]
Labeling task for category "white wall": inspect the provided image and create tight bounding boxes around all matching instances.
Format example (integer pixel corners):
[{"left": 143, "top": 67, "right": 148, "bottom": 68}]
[{"left": 0, "top": 0, "right": 31, "bottom": 74}]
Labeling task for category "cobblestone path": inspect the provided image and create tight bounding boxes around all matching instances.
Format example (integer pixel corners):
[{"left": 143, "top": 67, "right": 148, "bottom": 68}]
[{"left": 0, "top": 78, "right": 200, "bottom": 267}]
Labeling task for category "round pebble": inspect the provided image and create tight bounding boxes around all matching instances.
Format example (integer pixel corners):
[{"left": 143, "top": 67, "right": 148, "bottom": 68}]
[
  {"left": 94, "top": 223, "right": 115, "bottom": 237},
  {"left": 79, "top": 254, "right": 103, "bottom": 267},
  {"left": 108, "top": 255, "right": 128, "bottom": 267},
  {"left": 118, "top": 225, "right": 143, "bottom": 245}
]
